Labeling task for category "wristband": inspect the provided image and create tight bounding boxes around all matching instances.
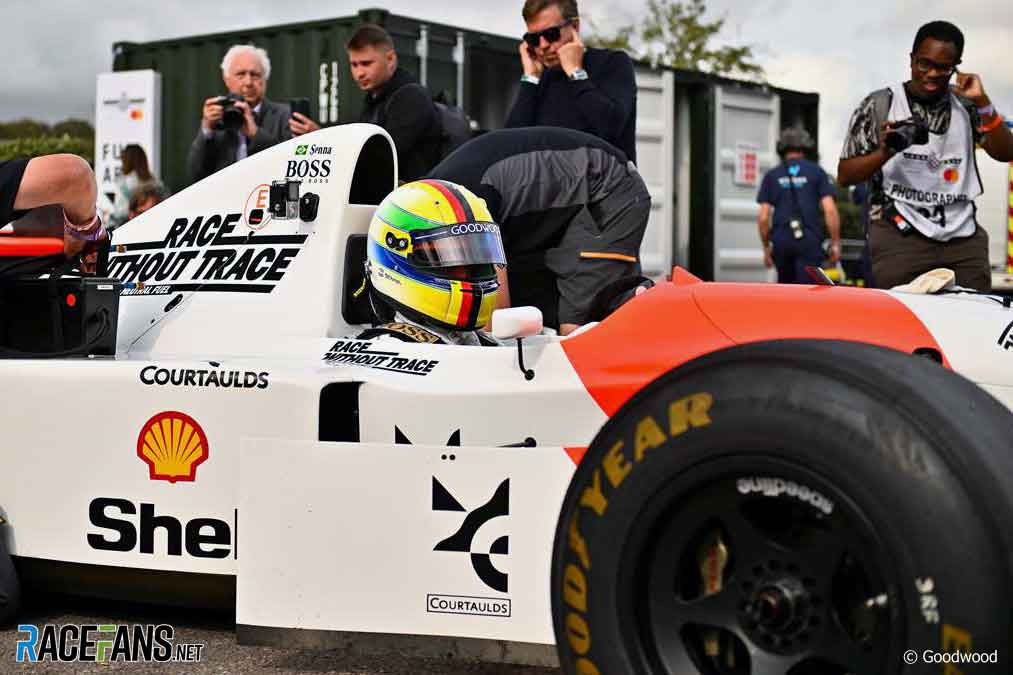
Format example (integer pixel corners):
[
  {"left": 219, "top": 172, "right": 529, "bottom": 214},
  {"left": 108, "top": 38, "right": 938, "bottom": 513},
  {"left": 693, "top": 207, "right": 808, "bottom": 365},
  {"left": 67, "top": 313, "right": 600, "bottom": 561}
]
[
  {"left": 979, "top": 113, "right": 1003, "bottom": 134},
  {"left": 64, "top": 212, "right": 105, "bottom": 242},
  {"left": 977, "top": 103, "right": 995, "bottom": 117},
  {"left": 520, "top": 74, "right": 540, "bottom": 86}
]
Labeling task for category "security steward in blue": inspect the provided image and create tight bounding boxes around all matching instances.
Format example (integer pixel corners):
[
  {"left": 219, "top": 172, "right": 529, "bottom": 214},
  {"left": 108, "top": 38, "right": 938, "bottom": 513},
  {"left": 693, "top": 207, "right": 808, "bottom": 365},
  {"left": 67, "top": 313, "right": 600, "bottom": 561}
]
[{"left": 757, "top": 128, "right": 841, "bottom": 284}]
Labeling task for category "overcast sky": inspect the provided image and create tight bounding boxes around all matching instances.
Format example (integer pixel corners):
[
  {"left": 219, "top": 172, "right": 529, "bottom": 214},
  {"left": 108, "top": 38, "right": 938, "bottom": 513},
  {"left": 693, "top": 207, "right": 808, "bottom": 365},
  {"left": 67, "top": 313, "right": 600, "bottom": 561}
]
[{"left": 4, "top": 1, "right": 1011, "bottom": 172}]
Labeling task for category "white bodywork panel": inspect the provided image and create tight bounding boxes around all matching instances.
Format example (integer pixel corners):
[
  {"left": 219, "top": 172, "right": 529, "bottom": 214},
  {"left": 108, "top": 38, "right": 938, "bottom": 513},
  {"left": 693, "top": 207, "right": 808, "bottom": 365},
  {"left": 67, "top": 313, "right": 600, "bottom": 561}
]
[
  {"left": 889, "top": 291, "right": 1013, "bottom": 408},
  {"left": 237, "top": 440, "right": 575, "bottom": 643}
]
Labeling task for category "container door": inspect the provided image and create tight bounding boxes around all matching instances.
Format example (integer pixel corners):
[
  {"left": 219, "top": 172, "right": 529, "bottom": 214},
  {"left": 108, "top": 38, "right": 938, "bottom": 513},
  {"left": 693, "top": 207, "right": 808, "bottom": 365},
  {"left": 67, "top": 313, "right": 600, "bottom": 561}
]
[
  {"left": 633, "top": 67, "right": 675, "bottom": 277},
  {"left": 713, "top": 85, "right": 779, "bottom": 281}
]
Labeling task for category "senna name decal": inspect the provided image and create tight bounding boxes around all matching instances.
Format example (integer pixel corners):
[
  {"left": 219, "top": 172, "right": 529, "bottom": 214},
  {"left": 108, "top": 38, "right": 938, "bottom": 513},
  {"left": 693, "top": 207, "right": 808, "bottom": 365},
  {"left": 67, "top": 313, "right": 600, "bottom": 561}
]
[
  {"left": 323, "top": 339, "right": 439, "bottom": 376},
  {"left": 107, "top": 212, "right": 306, "bottom": 296}
]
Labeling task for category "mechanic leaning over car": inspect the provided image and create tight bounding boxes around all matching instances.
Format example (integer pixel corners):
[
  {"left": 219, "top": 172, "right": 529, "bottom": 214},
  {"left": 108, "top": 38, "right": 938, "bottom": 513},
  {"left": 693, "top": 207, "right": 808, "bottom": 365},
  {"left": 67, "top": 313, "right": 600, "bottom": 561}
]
[
  {"left": 1, "top": 154, "right": 106, "bottom": 263},
  {"left": 361, "top": 179, "right": 506, "bottom": 346},
  {"left": 426, "top": 126, "right": 650, "bottom": 335},
  {"left": 757, "top": 128, "right": 841, "bottom": 284},
  {"left": 837, "top": 20, "right": 1013, "bottom": 291}
]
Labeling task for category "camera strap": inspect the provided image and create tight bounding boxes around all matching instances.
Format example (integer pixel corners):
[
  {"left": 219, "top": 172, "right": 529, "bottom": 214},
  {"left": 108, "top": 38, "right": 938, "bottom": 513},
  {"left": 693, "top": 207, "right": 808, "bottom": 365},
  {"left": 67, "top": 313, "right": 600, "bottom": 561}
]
[{"left": 784, "top": 161, "right": 807, "bottom": 231}]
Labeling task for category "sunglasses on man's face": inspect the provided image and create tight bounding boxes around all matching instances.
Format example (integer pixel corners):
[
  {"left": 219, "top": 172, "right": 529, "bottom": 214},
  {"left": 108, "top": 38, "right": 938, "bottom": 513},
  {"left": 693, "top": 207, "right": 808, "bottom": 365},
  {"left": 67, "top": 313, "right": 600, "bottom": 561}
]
[{"left": 523, "top": 19, "right": 572, "bottom": 48}]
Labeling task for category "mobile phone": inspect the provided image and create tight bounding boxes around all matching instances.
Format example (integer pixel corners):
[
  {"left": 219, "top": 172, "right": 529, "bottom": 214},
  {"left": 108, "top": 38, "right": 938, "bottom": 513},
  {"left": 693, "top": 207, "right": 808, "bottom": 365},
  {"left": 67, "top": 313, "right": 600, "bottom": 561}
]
[{"left": 290, "top": 98, "right": 310, "bottom": 119}]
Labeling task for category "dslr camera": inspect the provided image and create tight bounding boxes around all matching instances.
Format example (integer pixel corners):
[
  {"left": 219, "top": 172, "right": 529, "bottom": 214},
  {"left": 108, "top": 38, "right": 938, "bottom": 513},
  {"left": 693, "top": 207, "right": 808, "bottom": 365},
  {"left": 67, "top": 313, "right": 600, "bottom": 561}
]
[
  {"left": 214, "top": 93, "right": 246, "bottom": 132},
  {"left": 885, "top": 116, "right": 929, "bottom": 153}
]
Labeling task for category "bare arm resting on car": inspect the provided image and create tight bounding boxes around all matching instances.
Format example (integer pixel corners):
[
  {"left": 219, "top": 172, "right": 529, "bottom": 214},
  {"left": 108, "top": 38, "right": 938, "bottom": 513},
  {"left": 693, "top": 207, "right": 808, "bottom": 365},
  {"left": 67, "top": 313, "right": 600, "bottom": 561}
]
[{"left": 10, "top": 154, "right": 99, "bottom": 259}]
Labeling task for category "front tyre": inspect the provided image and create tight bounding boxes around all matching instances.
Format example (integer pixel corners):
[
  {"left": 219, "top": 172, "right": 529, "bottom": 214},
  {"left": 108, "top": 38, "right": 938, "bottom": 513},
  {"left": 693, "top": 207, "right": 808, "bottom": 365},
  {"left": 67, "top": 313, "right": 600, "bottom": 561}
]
[{"left": 551, "top": 340, "right": 1012, "bottom": 674}]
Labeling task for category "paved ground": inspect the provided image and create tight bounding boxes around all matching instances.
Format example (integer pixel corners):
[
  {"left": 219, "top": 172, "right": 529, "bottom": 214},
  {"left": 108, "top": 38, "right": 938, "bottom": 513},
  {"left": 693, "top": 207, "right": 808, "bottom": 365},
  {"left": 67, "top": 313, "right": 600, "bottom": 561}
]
[{"left": 0, "top": 594, "right": 560, "bottom": 674}]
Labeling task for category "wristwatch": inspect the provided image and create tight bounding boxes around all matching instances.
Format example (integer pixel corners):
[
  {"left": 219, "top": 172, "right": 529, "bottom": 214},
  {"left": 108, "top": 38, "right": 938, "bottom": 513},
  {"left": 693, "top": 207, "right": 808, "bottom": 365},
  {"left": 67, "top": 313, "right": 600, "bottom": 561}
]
[{"left": 568, "top": 68, "right": 589, "bottom": 82}]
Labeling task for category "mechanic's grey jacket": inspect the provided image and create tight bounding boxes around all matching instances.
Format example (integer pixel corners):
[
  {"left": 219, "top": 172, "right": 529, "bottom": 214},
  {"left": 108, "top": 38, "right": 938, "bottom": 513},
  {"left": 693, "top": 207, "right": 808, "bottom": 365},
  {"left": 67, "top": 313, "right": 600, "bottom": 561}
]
[{"left": 426, "top": 126, "right": 646, "bottom": 237}]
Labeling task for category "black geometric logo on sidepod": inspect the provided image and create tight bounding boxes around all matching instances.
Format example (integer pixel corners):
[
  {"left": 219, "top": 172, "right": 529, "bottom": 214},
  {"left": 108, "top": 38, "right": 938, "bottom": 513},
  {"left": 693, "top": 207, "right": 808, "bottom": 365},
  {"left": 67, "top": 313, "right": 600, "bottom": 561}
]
[
  {"left": 432, "top": 477, "right": 509, "bottom": 593},
  {"left": 396, "top": 426, "right": 461, "bottom": 446}
]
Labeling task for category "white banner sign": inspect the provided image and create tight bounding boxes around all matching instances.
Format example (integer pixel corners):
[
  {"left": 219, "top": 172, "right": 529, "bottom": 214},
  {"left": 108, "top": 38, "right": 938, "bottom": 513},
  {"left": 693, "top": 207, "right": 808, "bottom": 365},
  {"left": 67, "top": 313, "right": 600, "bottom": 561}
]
[{"left": 94, "top": 70, "right": 161, "bottom": 216}]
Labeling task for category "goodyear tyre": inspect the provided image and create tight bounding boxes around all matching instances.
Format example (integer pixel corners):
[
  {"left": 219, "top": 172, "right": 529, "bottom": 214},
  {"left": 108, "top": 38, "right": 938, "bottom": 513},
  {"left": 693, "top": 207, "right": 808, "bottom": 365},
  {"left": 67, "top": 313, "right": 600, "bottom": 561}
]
[{"left": 551, "top": 340, "right": 1013, "bottom": 674}]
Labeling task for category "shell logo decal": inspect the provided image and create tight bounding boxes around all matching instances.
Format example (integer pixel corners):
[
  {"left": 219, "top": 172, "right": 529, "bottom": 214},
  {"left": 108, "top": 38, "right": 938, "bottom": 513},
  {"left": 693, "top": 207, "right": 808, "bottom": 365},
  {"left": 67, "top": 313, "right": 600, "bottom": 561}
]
[{"left": 137, "top": 411, "right": 209, "bottom": 483}]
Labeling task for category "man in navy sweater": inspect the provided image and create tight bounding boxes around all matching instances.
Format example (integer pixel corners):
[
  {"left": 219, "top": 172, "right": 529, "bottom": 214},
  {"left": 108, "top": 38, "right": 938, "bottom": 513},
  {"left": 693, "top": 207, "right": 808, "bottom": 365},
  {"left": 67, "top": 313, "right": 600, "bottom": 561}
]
[{"left": 505, "top": 0, "right": 637, "bottom": 164}]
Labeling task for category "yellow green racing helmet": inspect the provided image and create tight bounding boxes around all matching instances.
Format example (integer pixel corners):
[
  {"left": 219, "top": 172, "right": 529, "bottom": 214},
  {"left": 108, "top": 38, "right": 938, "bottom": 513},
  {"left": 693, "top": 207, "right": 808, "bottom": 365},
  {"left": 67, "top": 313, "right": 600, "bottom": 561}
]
[{"left": 367, "top": 179, "right": 506, "bottom": 331}]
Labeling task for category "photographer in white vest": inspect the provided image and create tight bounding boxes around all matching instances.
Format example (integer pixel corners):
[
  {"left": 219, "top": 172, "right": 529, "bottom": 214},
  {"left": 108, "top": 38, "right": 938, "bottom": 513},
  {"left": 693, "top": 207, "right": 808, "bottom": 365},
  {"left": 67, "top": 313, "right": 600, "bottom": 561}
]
[{"left": 837, "top": 21, "right": 1013, "bottom": 291}]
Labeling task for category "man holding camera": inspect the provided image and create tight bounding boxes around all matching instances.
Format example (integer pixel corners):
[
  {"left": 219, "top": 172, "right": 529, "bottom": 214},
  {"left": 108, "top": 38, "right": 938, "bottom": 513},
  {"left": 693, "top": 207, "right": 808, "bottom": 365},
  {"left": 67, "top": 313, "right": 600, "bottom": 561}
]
[
  {"left": 757, "top": 128, "right": 840, "bottom": 284},
  {"left": 838, "top": 21, "right": 1013, "bottom": 291},
  {"left": 188, "top": 45, "right": 319, "bottom": 184}
]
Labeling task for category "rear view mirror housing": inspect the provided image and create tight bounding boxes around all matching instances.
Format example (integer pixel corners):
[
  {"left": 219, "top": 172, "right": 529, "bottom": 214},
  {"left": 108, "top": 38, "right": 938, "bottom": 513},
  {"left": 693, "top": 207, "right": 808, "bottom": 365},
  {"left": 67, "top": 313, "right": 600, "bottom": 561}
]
[{"left": 491, "top": 306, "right": 543, "bottom": 340}]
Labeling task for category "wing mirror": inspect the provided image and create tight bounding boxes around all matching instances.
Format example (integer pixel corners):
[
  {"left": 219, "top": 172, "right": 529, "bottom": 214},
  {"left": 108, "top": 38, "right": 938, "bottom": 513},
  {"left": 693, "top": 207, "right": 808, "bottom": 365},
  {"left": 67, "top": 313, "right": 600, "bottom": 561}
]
[
  {"left": 491, "top": 306, "right": 543, "bottom": 339},
  {"left": 491, "top": 307, "right": 543, "bottom": 381}
]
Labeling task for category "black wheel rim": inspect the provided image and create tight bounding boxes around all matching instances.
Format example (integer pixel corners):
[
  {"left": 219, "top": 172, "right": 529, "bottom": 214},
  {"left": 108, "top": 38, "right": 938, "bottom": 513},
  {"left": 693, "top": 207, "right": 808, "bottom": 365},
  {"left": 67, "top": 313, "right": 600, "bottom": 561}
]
[{"left": 621, "top": 457, "right": 903, "bottom": 675}]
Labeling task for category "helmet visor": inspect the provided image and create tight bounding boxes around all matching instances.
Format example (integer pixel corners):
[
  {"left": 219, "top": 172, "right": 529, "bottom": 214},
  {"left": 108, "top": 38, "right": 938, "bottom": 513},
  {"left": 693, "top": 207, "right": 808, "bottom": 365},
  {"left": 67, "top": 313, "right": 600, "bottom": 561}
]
[{"left": 409, "top": 223, "right": 507, "bottom": 268}]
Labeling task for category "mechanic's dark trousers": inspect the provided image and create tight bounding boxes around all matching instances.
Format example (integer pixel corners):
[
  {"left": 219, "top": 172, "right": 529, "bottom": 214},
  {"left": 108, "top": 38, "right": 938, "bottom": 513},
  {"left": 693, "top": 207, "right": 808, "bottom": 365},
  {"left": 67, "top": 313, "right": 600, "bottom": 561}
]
[
  {"left": 869, "top": 219, "right": 990, "bottom": 291},
  {"left": 771, "top": 226, "right": 823, "bottom": 284}
]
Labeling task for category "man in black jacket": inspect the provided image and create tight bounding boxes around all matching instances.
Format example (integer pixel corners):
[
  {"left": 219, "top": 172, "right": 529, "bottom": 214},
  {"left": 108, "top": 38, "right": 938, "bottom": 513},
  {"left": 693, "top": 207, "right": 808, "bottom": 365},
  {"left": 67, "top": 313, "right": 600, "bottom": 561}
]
[
  {"left": 505, "top": 0, "right": 637, "bottom": 163},
  {"left": 347, "top": 24, "right": 442, "bottom": 182},
  {"left": 426, "top": 127, "right": 650, "bottom": 335}
]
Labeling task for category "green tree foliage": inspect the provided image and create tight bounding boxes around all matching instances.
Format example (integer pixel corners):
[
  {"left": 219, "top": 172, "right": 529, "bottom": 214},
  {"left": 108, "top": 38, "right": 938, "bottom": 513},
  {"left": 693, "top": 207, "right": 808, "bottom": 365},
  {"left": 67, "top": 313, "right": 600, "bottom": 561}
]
[
  {"left": 50, "top": 119, "right": 95, "bottom": 139},
  {"left": 586, "top": 0, "right": 764, "bottom": 80},
  {"left": 0, "top": 118, "right": 51, "bottom": 140},
  {"left": 0, "top": 137, "right": 93, "bottom": 165}
]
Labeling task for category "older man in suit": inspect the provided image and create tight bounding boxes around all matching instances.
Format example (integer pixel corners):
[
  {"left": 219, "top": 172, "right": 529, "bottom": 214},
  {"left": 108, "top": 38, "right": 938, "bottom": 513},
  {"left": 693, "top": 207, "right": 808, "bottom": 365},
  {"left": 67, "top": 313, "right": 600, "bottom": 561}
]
[{"left": 188, "top": 45, "right": 318, "bottom": 184}]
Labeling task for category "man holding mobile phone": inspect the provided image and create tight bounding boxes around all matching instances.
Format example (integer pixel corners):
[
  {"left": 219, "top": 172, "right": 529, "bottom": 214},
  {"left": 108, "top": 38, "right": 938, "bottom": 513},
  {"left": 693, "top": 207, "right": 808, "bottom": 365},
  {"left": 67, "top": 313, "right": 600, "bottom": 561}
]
[
  {"left": 505, "top": 0, "right": 637, "bottom": 163},
  {"left": 837, "top": 21, "right": 1013, "bottom": 291},
  {"left": 289, "top": 98, "right": 319, "bottom": 137}
]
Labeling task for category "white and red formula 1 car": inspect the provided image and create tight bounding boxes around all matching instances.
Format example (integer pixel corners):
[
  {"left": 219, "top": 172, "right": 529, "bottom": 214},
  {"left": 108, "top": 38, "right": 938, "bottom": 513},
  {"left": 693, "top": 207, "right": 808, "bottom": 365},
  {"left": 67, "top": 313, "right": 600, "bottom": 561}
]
[{"left": 1, "top": 125, "right": 1011, "bottom": 675}]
